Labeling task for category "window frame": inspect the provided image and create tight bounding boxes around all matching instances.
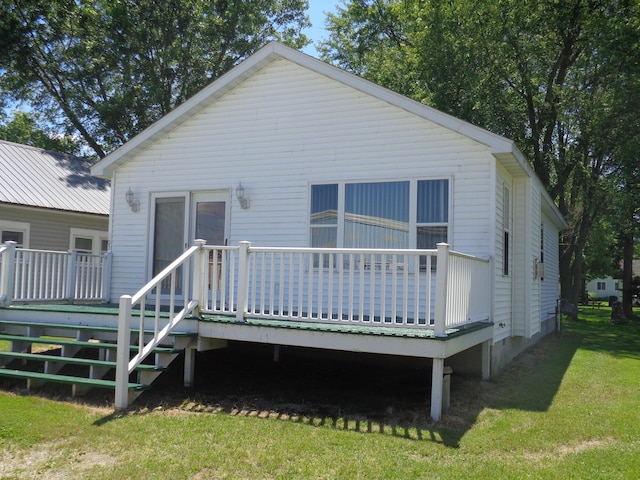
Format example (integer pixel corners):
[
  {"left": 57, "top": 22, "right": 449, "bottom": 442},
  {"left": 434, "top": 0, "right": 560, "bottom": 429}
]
[
  {"left": 69, "top": 228, "right": 109, "bottom": 255},
  {"left": 0, "top": 220, "right": 30, "bottom": 248},
  {"left": 309, "top": 177, "right": 451, "bottom": 252},
  {"left": 502, "top": 184, "right": 511, "bottom": 276}
]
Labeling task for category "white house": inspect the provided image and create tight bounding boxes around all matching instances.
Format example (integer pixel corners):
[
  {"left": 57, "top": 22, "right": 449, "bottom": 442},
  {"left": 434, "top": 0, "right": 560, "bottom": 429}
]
[
  {"left": 3, "top": 43, "right": 567, "bottom": 420},
  {"left": 586, "top": 276, "right": 620, "bottom": 300}
]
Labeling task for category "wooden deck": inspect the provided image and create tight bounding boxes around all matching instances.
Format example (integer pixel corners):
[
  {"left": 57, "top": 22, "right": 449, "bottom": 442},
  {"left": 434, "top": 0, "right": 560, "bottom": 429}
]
[
  {"left": 1, "top": 302, "right": 493, "bottom": 420},
  {"left": 1, "top": 302, "right": 493, "bottom": 359}
]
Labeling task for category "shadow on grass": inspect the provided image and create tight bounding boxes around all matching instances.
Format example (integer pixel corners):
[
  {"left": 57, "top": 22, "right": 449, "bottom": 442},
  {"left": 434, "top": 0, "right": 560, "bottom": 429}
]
[
  {"left": 44, "top": 306, "right": 628, "bottom": 448},
  {"left": 90, "top": 325, "right": 586, "bottom": 448},
  {"left": 564, "top": 307, "right": 640, "bottom": 361}
]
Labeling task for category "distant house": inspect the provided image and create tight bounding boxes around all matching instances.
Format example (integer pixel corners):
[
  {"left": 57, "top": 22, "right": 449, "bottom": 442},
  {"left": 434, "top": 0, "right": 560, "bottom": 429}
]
[
  {"left": 0, "top": 140, "right": 110, "bottom": 254},
  {"left": 586, "top": 276, "right": 620, "bottom": 300},
  {"left": 587, "top": 260, "right": 640, "bottom": 301}
]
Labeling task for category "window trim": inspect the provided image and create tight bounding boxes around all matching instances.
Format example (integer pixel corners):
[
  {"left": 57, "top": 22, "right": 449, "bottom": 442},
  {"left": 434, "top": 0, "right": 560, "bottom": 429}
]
[
  {"left": 0, "top": 220, "right": 31, "bottom": 248},
  {"left": 69, "top": 228, "right": 109, "bottom": 255},
  {"left": 309, "top": 177, "right": 451, "bottom": 251},
  {"left": 502, "top": 184, "right": 511, "bottom": 276}
]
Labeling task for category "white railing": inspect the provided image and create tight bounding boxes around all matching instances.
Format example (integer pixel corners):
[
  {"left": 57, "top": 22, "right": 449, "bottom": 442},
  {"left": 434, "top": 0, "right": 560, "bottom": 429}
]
[
  {"left": 197, "top": 242, "right": 491, "bottom": 334},
  {"left": 114, "top": 240, "right": 491, "bottom": 408},
  {"left": 0, "top": 242, "right": 112, "bottom": 305},
  {"left": 114, "top": 241, "right": 205, "bottom": 409}
]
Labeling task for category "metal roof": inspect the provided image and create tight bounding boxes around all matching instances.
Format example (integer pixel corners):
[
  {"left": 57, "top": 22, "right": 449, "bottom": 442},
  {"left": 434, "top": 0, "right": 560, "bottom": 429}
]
[{"left": 0, "top": 140, "right": 110, "bottom": 215}]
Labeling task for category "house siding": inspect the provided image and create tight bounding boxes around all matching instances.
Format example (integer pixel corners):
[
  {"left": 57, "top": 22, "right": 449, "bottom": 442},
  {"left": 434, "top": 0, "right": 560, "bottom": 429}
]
[
  {"left": 540, "top": 209, "right": 561, "bottom": 331},
  {"left": 108, "top": 58, "right": 495, "bottom": 300},
  {"left": 493, "top": 164, "right": 513, "bottom": 343},
  {"left": 528, "top": 187, "right": 542, "bottom": 338},
  {"left": 511, "top": 176, "right": 529, "bottom": 338},
  {"left": 0, "top": 204, "right": 108, "bottom": 251}
]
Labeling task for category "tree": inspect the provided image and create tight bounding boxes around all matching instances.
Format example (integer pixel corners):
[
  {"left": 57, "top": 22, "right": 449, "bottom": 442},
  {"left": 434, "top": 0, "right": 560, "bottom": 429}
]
[
  {"left": 0, "top": 110, "right": 80, "bottom": 154},
  {"left": 0, "top": 0, "right": 310, "bottom": 158},
  {"left": 321, "top": 0, "right": 640, "bottom": 305}
]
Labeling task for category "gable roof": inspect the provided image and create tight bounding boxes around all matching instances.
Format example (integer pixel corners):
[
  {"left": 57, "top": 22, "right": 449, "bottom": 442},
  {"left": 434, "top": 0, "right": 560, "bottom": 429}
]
[
  {"left": 0, "top": 140, "right": 110, "bottom": 216},
  {"left": 90, "top": 41, "right": 566, "bottom": 228},
  {"left": 92, "top": 42, "right": 523, "bottom": 178}
]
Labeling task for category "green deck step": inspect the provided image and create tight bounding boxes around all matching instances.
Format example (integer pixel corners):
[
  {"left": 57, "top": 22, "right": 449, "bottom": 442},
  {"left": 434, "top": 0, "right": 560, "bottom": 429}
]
[
  {"left": 0, "top": 334, "right": 181, "bottom": 353},
  {"left": 0, "top": 367, "right": 147, "bottom": 390},
  {"left": 0, "top": 350, "right": 164, "bottom": 371},
  {"left": 0, "top": 319, "right": 195, "bottom": 337}
]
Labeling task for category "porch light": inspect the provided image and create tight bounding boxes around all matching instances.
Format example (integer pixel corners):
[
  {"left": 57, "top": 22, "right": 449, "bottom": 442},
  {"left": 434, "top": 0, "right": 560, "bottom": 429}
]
[
  {"left": 125, "top": 188, "right": 139, "bottom": 212},
  {"left": 236, "top": 182, "right": 250, "bottom": 209}
]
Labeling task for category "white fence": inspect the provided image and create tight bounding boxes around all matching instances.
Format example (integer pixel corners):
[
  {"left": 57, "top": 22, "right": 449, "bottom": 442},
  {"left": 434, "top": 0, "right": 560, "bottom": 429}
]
[
  {"left": 196, "top": 242, "right": 491, "bottom": 334},
  {"left": 0, "top": 242, "right": 111, "bottom": 304}
]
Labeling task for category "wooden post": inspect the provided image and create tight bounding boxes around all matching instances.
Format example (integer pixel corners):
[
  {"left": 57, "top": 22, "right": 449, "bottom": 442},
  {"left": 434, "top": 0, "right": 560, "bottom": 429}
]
[
  {"left": 101, "top": 251, "right": 112, "bottom": 302},
  {"left": 430, "top": 357, "right": 444, "bottom": 421},
  {"left": 0, "top": 241, "right": 16, "bottom": 306},
  {"left": 236, "top": 241, "right": 251, "bottom": 322},
  {"left": 65, "top": 250, "right": 78, "bottom": 301},
  {"left": 115, "top": 295, "right": 132, "bottom": 410},
  {"left": 184, "top": 347, "right": 196, "bottom": 387},
  {"left": 481, "top": 340, "right": 491, "bottom": 380},
  {"left": 434, "top": 243, "right": 450, "bottom": 337},
  {"left": 191, "top": 239, "right": 207, "bottom": 314}
]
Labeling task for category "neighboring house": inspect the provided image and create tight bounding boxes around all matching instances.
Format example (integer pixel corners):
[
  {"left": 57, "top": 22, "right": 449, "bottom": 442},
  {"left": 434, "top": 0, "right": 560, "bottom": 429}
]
[
  {"left": 0, "top": 140, "right": 110, "bottom": 254},
  {"left": 586, "top": 276, "right": 620, "bottom": 300},
  {"left": 91, "top": 42, "right": 567, "bottom": 376},
  {"left": 587, "top": 259, "right": 640, "bottom": 301}
]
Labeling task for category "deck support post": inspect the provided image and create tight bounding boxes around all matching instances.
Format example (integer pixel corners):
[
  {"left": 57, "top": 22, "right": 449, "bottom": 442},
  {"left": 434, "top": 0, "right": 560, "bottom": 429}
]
[
  {"left": 184, "top": 347, "right": 196, "bottom": 387},
  {"left": 115, "top": 295, "right": 132, "bottom": 410},
  {"left": 236, "top": 241, "right": 251, "bottom": 322},
  {"left": 430, "top": 357, "right": 444, "bottom": 421},
  {"left": 481, "top": 340, "right": 491, "bottom": 380}
]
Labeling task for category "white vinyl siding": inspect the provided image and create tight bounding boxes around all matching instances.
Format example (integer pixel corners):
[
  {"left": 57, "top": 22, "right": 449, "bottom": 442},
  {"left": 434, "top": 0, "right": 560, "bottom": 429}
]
[
  {"left": 540, "top": 213, "right": 560, "bottom": 323},
  {"left": 494, "top": 166, "right": 514, "bottom": 342},
  {"left": 510, "top": 176, "right": 530, "bottom": 338},
  {"left": 108, "top": 59, "right": 494, "bottom": 299}
]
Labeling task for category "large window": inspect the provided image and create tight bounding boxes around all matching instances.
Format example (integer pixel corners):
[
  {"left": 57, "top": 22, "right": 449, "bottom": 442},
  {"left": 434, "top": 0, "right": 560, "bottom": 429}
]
[{"left": 310, "top": 179, "right": 449, "bottom": 252}]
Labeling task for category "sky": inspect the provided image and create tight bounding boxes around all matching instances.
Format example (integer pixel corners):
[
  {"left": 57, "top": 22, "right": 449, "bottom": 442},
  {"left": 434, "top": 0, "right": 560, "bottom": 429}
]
[{"left": 302, "top": 1, "right": 341, "bottom": 56}]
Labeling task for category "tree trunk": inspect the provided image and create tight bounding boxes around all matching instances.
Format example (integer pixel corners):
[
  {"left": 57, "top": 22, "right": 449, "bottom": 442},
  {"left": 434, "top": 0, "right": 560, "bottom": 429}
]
[{"left": 622, "top": 233, "right": 635, "bottom": 318}]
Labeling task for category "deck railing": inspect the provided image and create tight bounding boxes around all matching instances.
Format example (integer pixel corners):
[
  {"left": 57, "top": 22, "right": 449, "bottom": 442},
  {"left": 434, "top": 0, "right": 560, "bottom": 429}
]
[
  {"left": 114, "top": 241, "right": 204, "bottom": 409},
  {"left": 0, "top": 242, "right": 112, "bottom": 305},
  {"left": 196, "top": 242, "right": 491, "bottom": 335}
]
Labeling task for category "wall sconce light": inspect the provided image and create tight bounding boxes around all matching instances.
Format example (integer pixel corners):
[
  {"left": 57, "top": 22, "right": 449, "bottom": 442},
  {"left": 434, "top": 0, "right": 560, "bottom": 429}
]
[
  {"left": 125, "top": 188, "right": 140, "bottom": 212},
  {"left": 236, "top": 182, "right": 250, "bottom": 209}
]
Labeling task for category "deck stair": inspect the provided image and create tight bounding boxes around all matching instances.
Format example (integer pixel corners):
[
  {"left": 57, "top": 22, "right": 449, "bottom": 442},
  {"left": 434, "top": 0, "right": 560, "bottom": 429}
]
[{"left": 0, "top": 318, "right": 196, "bottom": 401}]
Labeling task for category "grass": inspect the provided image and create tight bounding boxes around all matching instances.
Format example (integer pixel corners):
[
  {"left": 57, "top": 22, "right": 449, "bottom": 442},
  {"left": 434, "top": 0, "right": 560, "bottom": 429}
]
[{"left": 1, "top": 306, "right": 639, "bottom": 479}]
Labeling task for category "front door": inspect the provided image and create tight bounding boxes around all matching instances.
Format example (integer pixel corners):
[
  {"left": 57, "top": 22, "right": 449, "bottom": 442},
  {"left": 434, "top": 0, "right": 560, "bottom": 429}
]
[
  {"left": 150, "top": 192, "right": 227, "bottom": 298},
  {"left": 152, "top": 196, "right": 188, "bottom": 295},
  {"left": 192, "top": 193, "right": 227, "bottom": 247}
]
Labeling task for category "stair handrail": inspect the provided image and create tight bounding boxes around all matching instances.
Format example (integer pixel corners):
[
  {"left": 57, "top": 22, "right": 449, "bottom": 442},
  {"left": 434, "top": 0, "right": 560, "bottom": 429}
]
[{"left": 115, "top": 240, "right": 206, "bottom": 409}]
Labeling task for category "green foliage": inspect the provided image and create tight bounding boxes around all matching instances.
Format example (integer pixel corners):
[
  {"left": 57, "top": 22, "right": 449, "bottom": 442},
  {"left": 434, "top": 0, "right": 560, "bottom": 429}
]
[
  {"left": 0, "top": 0, "right": 310, "bottom": 158},
  {"left": 321, "top": 0, "right": 640, "bottom": 303},
  {"left": 0, "top": 111, "right": 80, "bottom": 155}
]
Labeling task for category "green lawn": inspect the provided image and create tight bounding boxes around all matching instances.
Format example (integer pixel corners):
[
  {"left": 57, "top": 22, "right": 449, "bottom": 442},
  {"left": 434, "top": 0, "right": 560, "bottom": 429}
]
[{"left": 1, "top": 307, "right": 639, "bottom": 479}]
